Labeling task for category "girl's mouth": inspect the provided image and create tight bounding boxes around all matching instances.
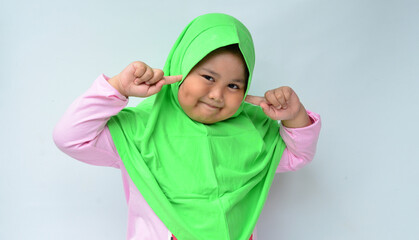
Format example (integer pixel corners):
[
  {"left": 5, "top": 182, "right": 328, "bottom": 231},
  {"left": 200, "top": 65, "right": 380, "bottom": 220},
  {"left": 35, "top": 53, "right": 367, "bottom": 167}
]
[{"left": 200, "top": 101, "right": 222, "bottom": 110}]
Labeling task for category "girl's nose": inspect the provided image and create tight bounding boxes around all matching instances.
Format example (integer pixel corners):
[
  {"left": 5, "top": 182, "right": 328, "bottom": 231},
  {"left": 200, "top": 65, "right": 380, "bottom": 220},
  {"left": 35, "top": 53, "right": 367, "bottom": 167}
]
[{"left": 208, "top": 86, "right": 223, "bottom": 102}]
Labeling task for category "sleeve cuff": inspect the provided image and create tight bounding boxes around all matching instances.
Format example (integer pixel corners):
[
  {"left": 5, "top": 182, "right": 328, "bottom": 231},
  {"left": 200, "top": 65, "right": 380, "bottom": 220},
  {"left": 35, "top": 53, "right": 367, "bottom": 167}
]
[
  {"left": 99, "top": 74, "right": 128, "bottom": 101},
  {"left": 281, "top": 110, "right": 321, "bottom": 132},
  {"left": 279, "top": 110, "right": 321, "bottom": 153}
]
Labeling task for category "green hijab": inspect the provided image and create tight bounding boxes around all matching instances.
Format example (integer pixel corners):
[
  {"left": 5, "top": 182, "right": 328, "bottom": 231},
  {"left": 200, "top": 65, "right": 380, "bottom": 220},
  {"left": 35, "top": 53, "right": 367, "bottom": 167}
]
[{"left": 108, "top": 13, "right": 286, "bottom": 240}]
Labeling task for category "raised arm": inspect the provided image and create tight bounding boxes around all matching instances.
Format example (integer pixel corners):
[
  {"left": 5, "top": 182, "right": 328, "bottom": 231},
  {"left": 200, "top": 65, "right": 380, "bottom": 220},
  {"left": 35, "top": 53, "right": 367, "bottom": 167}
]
[
  {"left": 53, "top": 62, "right": 183, "bottom": 167},
  {"left": 52, "top": 74, "right": 128, "bottom": 167},
  {"left": 245, "top": 86, "right": 321, "bottom": 172},
  {"left": 276, "top": 110, "right": 321, "bottom": 172}
]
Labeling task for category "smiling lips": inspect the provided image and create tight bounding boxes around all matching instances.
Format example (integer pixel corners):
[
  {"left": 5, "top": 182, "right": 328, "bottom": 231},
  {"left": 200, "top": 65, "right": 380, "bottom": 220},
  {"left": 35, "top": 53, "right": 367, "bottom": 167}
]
[{"left": 200, "top": 101, "right": 222, "bottom": 110}]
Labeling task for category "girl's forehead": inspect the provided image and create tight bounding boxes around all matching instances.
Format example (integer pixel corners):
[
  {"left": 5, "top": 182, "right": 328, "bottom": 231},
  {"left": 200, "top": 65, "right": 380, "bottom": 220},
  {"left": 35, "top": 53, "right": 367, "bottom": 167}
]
[
  {"left": 194, "top": 46, "right": 247, "bottom": 71},
  {"left": 195, "top": 51, "right": 245, "bottom": 72}
]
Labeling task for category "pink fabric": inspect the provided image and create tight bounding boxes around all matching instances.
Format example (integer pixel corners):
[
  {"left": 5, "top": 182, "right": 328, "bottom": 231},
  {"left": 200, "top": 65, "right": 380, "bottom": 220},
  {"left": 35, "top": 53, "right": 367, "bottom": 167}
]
[
  {"left": 172, "top": 233, "right": 253, "bottom": 240},
  {"left": 53, "top": 74, "right": 321, "bottom": 240}
]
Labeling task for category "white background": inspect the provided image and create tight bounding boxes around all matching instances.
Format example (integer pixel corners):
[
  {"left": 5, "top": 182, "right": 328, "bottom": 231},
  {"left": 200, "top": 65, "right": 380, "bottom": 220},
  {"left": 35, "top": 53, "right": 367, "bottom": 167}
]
[{"left": 1, "top": 0, "right": 418, "bottom": 239}]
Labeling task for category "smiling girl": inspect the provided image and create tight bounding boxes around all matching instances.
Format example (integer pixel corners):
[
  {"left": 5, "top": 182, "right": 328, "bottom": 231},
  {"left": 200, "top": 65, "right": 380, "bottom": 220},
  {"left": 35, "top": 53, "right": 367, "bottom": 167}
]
[{"left": 54, "top": 13, "right": 321, "bottom": 240}]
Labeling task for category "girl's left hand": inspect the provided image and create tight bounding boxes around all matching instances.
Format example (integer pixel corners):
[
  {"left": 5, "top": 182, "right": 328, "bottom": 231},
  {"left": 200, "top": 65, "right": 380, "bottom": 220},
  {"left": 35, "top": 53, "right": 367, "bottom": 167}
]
[{"left": 245, "top": 86, "right": 311, "bottom": 127}]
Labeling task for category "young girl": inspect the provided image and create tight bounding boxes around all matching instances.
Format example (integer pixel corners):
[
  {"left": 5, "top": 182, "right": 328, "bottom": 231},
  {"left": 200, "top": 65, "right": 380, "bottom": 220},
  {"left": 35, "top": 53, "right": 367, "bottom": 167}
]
[{"left": 53, "top": 13, "right": 321, "bottom": 240}]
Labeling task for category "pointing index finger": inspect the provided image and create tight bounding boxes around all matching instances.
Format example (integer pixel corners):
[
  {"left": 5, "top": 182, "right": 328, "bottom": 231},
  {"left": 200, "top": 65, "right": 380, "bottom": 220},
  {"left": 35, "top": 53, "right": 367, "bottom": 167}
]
[
  {"left": 163, "top": 75, "right": 183, "bottom": 85},
  {"left": 245, "top": 95, "right": 267, "bottom": 106}
]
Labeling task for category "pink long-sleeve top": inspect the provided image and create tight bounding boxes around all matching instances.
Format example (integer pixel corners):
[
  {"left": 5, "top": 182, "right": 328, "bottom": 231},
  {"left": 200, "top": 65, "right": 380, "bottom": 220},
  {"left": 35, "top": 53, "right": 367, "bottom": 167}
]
[{"left": 53, "top": 74, "right": 321, "bottom": 240}]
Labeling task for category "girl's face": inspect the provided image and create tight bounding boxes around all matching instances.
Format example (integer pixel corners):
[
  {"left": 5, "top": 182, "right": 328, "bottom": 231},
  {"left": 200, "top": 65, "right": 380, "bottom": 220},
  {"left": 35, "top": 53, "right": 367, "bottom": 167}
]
[{"left": 178, "top": 50, "right": 247, "bottom": 124}]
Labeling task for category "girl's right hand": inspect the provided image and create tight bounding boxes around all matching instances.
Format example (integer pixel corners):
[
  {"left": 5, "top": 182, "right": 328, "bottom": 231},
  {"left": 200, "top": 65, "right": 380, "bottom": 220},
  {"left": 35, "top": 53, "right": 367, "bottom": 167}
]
[{"left": 108, "top": 61, "right": 183, "bottom": 98}]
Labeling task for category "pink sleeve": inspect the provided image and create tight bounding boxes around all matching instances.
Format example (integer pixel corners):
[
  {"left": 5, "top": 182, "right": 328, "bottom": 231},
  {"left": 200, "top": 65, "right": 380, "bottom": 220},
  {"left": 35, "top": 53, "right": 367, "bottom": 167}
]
[
  {"left": 52, "top": 74, "right": 127, "bottom": 168},
  {"left": 276, "top": 110, "right": 321, "bottom": 173}
]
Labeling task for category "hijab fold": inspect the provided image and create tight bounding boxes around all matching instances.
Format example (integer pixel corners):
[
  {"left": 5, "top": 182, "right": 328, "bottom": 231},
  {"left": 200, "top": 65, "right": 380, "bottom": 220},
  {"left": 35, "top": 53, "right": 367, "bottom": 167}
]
[{"left": 108, "top": 13, "right": 286, "bottom": 240}]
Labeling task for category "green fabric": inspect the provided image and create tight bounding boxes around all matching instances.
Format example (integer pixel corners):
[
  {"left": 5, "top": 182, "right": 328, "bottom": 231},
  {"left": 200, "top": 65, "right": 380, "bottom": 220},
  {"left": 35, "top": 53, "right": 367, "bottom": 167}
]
[{"left": 108, "top": 13, "right": 286, "bottom": 240}]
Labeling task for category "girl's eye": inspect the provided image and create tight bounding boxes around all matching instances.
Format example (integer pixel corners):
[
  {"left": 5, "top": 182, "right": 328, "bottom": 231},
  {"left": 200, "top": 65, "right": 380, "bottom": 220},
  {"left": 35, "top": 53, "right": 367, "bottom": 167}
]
[
  {"left": 228, "top": 83, "right": 240, "bottom": 89},
  {"left": 202, "top": 75, "right": 214, "bottom": 82}
]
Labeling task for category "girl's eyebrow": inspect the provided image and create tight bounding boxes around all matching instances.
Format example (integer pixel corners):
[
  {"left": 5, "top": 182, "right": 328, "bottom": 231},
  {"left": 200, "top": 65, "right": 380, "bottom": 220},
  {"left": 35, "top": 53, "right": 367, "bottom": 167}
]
[
  {"left": 232, "top": 79, "right": 245, "bottom": 84},
  {"left": 201, "top": 67, "right": 245, "bottom": 84},
  {"left": 202, "top": 68, "right": 220, "bottom": 78}
]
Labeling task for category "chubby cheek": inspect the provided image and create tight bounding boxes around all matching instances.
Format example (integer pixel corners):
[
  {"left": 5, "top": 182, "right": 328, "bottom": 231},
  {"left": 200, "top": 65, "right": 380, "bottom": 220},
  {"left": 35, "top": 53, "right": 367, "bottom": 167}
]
[
  {"left": 177, "top": 87, "right": 190, "bottom": 112},
  {"left": 223, "top": 94, "right": 244, "bottom": 116},
  {"left": 178, "top": 83, "right": 203, "bottom": 111}
]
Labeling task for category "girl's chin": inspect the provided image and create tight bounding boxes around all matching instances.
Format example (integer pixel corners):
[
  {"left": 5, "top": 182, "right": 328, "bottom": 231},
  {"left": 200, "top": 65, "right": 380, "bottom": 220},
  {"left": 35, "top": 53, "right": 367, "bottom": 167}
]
[{"left": 189, "top": 113, "right": 219, "bottom": 124}]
